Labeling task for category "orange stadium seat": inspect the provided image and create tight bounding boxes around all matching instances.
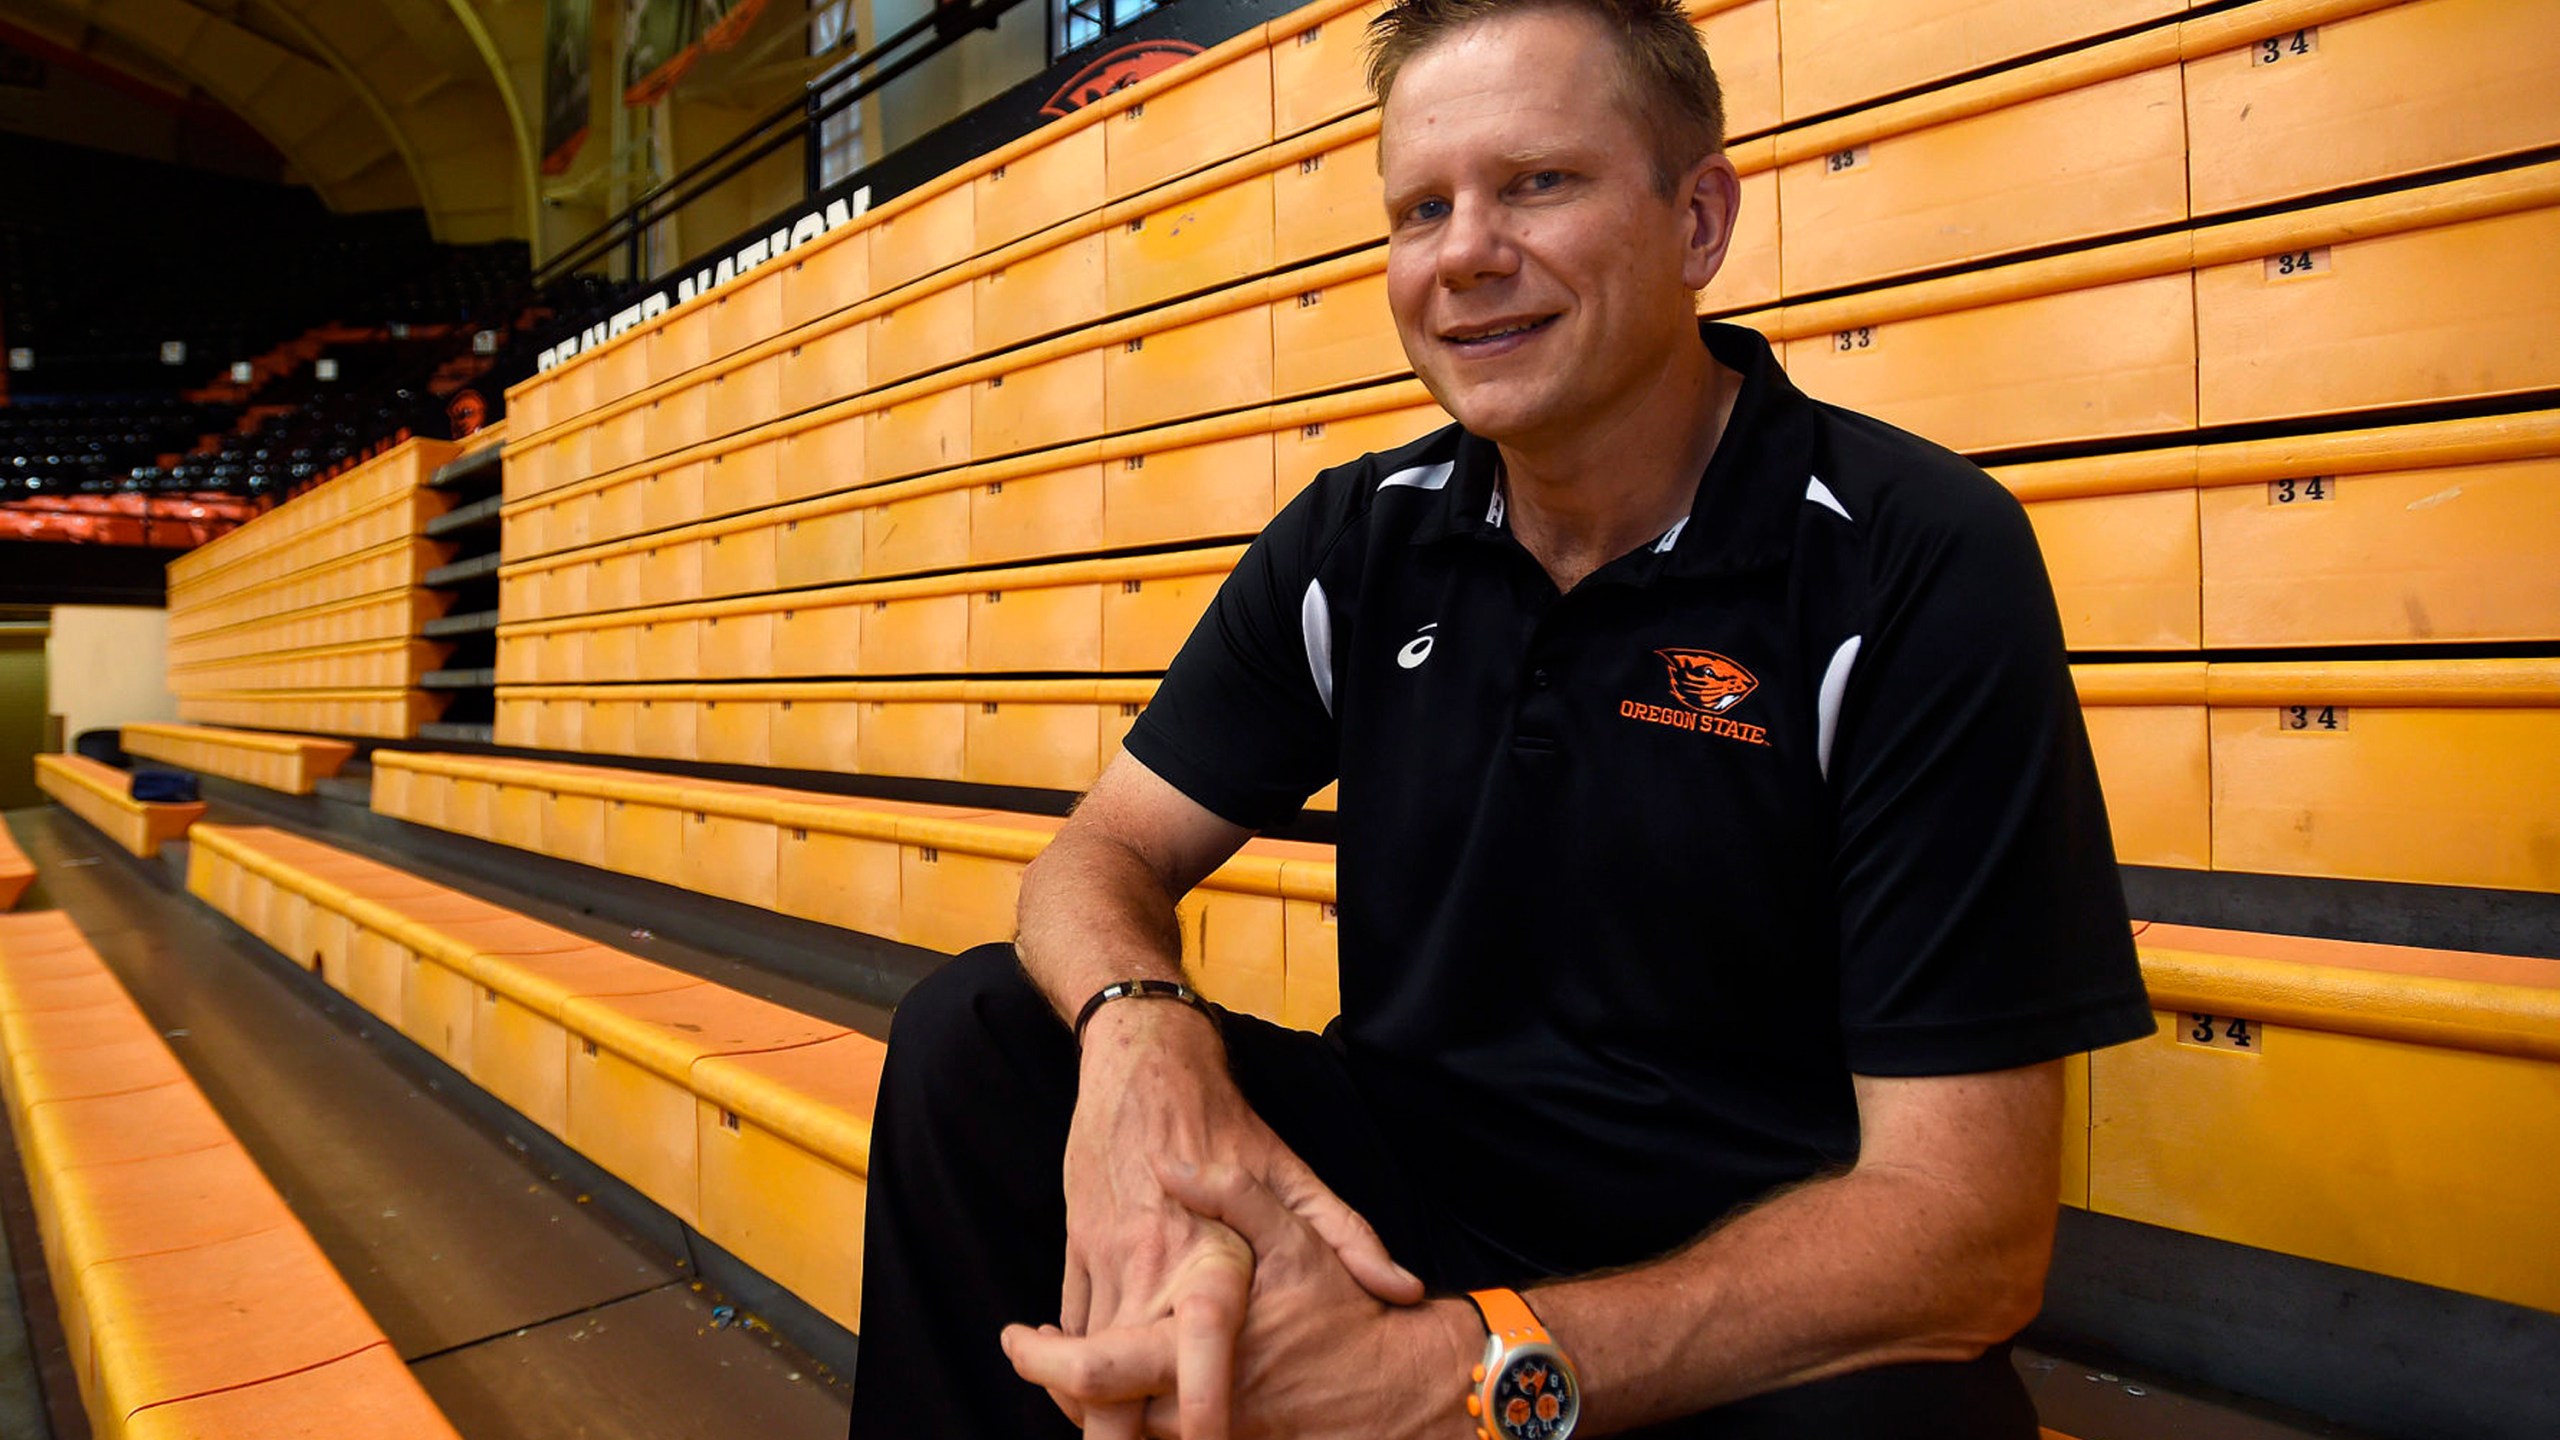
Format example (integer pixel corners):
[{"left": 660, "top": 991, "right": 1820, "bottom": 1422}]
[
  {"left": 780, "top": 306, "right": 872, "bottom": 415},
  {"left": 180, "top": 826, "right": 893, "bottom": 1341},
  {"left": 975, "top": 120, "right": 1107, "bottom": 255},
  {"left": 867, "top": 178, "right": 977, "bottom": 295},
  {"left": 1102, "top": 31, "right": 1276, "bottom": 199},
  {"left": 2074, "top": 663, "right": 2211, "bottom": 871},
  {"left": 975, "top": 223, "right": 1105, "bottom": 354},
  {"left": 1271, "top": 116, "right": 1385, "bottom": 269},
  {"left": 1268, "top": 0, "right": 1385, "bottom": 139},
  {"left": 2194, "top": 167, "right": 2560, "bottom": 428},
  {"left": 2182, "top": 0, "right": 2560, "bottom": 217},
  {"left": 1773, "top": 29, "right": 2188, "bottom": 295},
  {"left": 0, "top": 914, "right": 463, "bottom": 1439},
  {"left": 1775, "top": 0, "right": 2184, "bottom": 123},
  {"left": 1691, "top": 0, "right": 1779, "bottom": 138},
  {"left": 2098, "top": 922, "right": 2560, "bottom": 1311}
]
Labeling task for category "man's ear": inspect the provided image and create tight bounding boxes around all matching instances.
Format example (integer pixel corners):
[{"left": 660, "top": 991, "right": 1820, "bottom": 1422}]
[{"left": 1677, "top": 153, "right": 1744, "bottom": 294}]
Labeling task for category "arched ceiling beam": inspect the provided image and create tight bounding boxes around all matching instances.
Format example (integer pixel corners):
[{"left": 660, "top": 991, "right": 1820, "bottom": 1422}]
[
  {"left": 13, "top": 0, "right": 419, "bottom": 214},
  {"left": 435, "top": 0, "right": 540, "bottom": 246},
  {"left": 215, "top": 0, "right": 444, "bottom": 232}
]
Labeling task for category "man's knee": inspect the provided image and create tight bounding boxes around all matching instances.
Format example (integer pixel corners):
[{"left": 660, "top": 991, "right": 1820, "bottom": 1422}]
[{"left": 882, "top": 942, "right": 1066, "bottom": 1092}]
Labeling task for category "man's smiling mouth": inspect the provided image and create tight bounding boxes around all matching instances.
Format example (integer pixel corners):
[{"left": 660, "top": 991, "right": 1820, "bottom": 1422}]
[{"left": 1444, "top": 315, "right": 1559, "bottom": 347}]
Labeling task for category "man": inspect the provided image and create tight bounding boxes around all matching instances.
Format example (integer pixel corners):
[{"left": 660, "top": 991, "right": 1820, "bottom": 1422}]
[{"left": 847, "top": 0, "right": 2154, "bottom": 1434}]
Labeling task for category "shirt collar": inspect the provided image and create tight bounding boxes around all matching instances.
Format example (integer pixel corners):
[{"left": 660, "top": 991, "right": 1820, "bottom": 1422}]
[{"left": 1415, "top": 322, "right": 1818, "bottom": 580}]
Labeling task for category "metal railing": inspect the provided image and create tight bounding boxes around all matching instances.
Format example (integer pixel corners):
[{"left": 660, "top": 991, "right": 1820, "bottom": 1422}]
[{"left": 534, "top": 0, "right": 1032, "bottom": 290}]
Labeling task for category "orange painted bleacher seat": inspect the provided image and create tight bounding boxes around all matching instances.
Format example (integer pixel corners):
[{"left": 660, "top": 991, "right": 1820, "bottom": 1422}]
[
  {"left": 1775, "top": 0, "right": 2183, "bottom": 124},
  {"left": 2183, "top": 0, "right": 2560, "bottom": 217},
  {"left": 0, "top": 914, "right": 463, "bottom": 1439},
  {"left": 183, "top": 827, "right": 892, "bottom": 1336},
  {"left": 1774, "top": 30, "right": 2187, "bottom": 295},
  {"left": 0, "top": 826, "right": 31, "bottom": 911}
]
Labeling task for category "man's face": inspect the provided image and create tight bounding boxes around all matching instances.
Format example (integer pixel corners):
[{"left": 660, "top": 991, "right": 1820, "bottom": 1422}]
[{"left": 1379, "top": 8, "right": 1729, "bottom": 450}]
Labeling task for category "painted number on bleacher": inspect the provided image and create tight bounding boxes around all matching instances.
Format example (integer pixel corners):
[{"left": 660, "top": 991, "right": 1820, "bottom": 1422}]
[
  {"left": 1833, "top": 327, "right": 1875, "bottom": 353},
  {"left": 2267, "top": 475, "right": 2334, "bottom": 505},
  {"left": 2279, "top": 705, "right": 2348, "bottom": 732},
  {"left": 2253, "top": 27, "right": 2317, "bottom": 65},
  {"left": 2265, "top": 247, "right": 2329, "bottom": 281},
  {"left": 1824, "top": 145, "right": 1870, "bottom": 175},
  {"left": 2183, "top": 1014, "right": 2262, "bottom": 1051}
]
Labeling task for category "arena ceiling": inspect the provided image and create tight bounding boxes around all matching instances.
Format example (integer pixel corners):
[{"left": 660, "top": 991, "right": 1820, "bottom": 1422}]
[{"left": 0, "top": 0, "right": 538, "bottom": 243}]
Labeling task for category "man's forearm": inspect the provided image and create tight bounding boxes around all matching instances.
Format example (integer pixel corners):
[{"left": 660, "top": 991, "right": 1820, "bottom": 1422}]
[
  {"left": 1463, "top": 1064, "right": 2067, "bottom": 1435},
  {"left": 1015, "top": 828, "right": 1195, "bottom": 1029},
  {"left": 1523, "top": 1156, "right": 2052, "bottom": 1434}
]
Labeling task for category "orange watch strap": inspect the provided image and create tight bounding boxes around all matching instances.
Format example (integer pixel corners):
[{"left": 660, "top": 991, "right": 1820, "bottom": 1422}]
[{"left": 1468, "top": 1287, "right": 1551, "bottom": 1346}]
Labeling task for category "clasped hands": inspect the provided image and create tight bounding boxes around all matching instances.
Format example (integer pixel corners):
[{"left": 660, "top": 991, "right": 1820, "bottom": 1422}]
[{"left": 1001, "top": 1030, "right": 1471, "bottom": 1440}]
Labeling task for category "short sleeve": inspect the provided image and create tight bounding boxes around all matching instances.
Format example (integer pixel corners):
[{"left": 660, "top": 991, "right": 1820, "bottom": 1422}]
[
  {"left": 1121, "top": 479, "right": 1346, "bottom": 831},
  {"left": 1828, "top": 474, "right": 2156, "bottom": 1075}
]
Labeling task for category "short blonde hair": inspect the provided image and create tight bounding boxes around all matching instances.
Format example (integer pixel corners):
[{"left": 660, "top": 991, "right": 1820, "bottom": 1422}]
[{"left": 1366, "top": 0, "right": 1727, "bottom": 194}]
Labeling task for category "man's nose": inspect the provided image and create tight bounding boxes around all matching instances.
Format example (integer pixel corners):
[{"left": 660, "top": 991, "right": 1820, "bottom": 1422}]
[{"left": 1436, "top": 195, "right": 1518, "bottom": 289}]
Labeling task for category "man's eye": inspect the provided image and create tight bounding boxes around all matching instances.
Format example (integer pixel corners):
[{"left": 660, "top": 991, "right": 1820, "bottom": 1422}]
[
  {"left": 1403, "top": 198, "right": 1450, "bottom": 224},
  {"left": 1522, "top": 170, "right": 1564, "bottom": 191}
]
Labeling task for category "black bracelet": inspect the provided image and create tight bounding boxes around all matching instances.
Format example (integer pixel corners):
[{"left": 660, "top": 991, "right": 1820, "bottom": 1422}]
[{"left": 1074, "top": 978, "right": 1218, "bottom": 1045}]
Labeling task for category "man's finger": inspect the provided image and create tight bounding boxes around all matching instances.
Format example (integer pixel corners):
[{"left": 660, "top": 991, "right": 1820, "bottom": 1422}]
[
  {"left": 1293, "top": 1189, "right": 1426, "bottom": 1304},
  {"left": 1002, "top": 1321, "right": 1176, "bottom": 1406},
  {"left": 1062, "top": 1259, "right": 1093, "bottom": 1336},
  {"left": 1172, "top": 1254, "right": 1248, "bottom": 1440},
  {"left": 1086, "top": 1259, "right": 1123, "bottom": 1341},
  {"left": 1087, "top": 1399, "right": 1146, "bottom": 1440},
  {"left": 1258, "top": 1155, "right": 1427, "bottom": 1303},
  {"left": 1157, "top": 1160, "right": 1305, "bottom": 1255}
]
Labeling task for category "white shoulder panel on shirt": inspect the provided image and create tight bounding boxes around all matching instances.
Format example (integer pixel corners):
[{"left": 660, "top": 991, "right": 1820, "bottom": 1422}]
[
  {"left": 1806, "top": 475, "right": 1852, "bottom": 522},
  {"left": 1300, "top": 579, "right": 1336, "bottom": 718},
  {"left": 1378, "top": 461, "right": 1454, "bottom": 492}
]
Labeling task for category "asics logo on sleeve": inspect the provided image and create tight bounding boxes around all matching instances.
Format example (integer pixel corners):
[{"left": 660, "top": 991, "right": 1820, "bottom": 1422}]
[{"left": 1398, "top": 623, "right": 1440, "bottom": 669}]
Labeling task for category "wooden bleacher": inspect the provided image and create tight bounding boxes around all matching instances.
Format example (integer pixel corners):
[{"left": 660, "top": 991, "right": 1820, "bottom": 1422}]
[
  {"left": 0, "top": 824, "right": 29, "bottom": 911},
  {"left": 2092, "top": 919, "right": 2560, "bottom": 1314},
  {"left": 164, "top": 438, "right": 459, "bottom": 740},
  {"left": 32, "top": 754, "right": 205, "bottom": 860},
  {"left": 464, "top": 0, "right": 2560, "bottom": 903},
  {"left": 119, "top": 723, "right": 358, "bottom": 797},
  {"left": 0, "top": 911, "right": 464, "bottom": 1440},
  {"left": 183, "top": 823, "right": 890, "bottom": 1335},
  {"left": 366, "top": 750, "right": 1342, "bottom": 1024},
  {"left": 361, "top": 748, "right": 2560, "bottom": 1318}
]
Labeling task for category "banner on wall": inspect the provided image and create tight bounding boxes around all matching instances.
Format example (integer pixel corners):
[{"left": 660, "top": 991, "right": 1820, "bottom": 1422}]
[
  {"left": 539, "top": 0, "right": 593, "bottom": 176},
  {"left": 625, "top": 0, "right": 769, "bottom": 106},
  {"left": 622, "top": 0, "right": 693, "bottom": 104}
]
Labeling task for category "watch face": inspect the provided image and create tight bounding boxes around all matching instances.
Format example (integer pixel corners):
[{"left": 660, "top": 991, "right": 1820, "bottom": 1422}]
[{"left": 1491, "top": 1348, "right": 1577, "bottom": 1438}]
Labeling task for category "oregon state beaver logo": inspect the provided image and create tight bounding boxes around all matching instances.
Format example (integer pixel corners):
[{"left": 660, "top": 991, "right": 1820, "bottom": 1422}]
[
  {"left": 1618, "top": 649, "right": 1771, "bottom": 746},
  {"left": 1656, "top": 648, "right": 1758, "bottom": 714}
]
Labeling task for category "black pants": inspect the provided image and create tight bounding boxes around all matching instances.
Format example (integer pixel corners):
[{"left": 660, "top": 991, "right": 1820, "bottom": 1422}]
[{"left": 847, "top": 946, "right": 2038, "bottom": 1438}]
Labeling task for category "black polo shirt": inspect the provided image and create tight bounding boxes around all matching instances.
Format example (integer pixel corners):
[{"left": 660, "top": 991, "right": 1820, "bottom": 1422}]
[{"left": 1124, "top": 322, "right": 2154, "bottom": 1275}]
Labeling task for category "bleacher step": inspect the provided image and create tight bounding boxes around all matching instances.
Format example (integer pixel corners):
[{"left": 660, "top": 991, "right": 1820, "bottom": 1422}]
[
  {"left": 423, "top": 552, "right": 501, "bottom": 587},
  {"left": 3, "top": 805, "right": 852, "bottom": 1437},
  {"left": 421, "top": 667, "right": 498, "bottom": 690},
  {"left": 415, "top": 721, "right": 496, "bottom": 744},
  {"left": 421, "top": 609, "right": 500, "bottom": 639},
  {"left": 427, "top": 444, "right": 503, "bottom": 490},
  {"left": 422, "top": 494, "right": 503, "bottom": 538}
]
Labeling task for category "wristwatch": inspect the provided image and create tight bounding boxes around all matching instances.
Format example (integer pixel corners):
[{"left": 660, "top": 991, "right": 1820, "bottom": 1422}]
[{"left": 1465, "top": 1287, "right": 1580, "bottom": 1439}]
